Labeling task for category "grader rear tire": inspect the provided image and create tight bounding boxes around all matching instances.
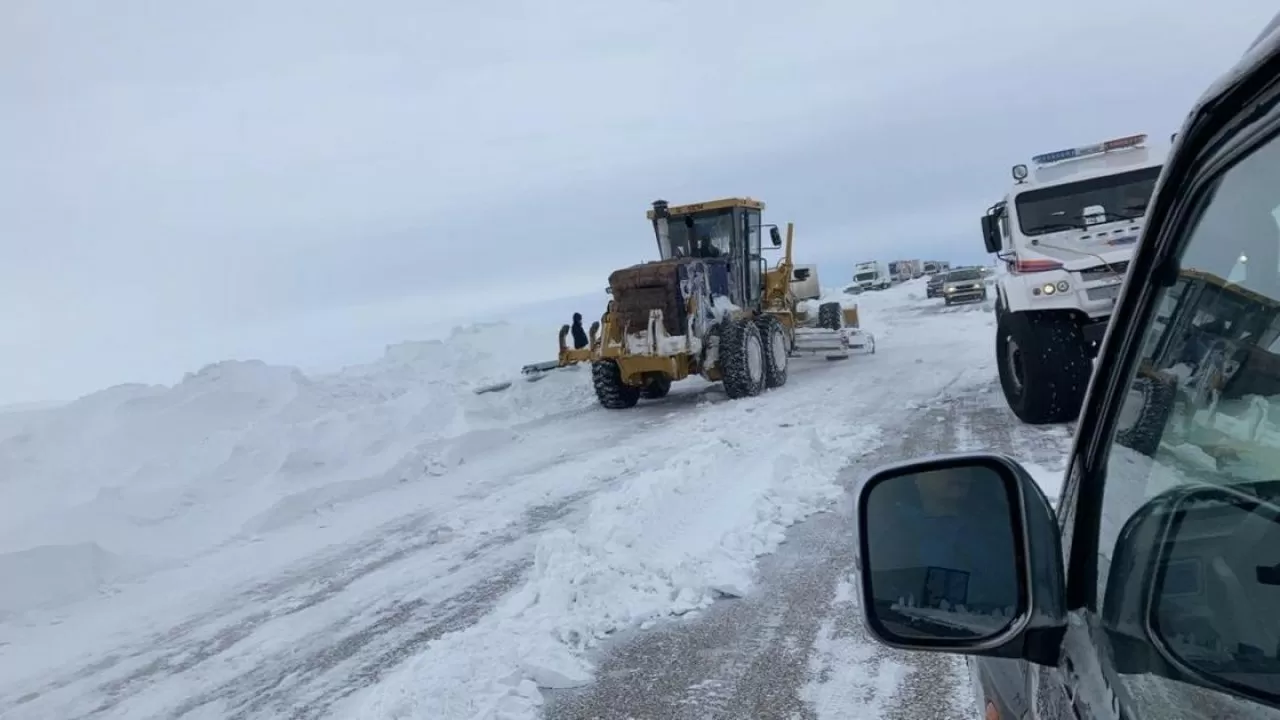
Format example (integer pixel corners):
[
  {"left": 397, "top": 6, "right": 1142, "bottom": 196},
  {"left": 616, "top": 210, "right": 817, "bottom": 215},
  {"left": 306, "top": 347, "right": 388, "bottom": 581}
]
[
  {"left": 755, "top": 315, "right": 789, "bottom": 389},
  {"left": 719, "top": 319, "right": 767, "bottom": 399},
  {"left": 592, "top": 359, "right": 641, "bottom": 409},
  {"left": 640, "top": 375, "right": 672, "bottom": 400}
]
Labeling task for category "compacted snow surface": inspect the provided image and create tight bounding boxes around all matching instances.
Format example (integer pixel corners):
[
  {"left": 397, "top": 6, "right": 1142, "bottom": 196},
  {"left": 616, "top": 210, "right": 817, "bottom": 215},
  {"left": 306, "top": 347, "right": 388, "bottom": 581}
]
[{"left": 0, "top": 278, "right": 1065, "bottom": 719}]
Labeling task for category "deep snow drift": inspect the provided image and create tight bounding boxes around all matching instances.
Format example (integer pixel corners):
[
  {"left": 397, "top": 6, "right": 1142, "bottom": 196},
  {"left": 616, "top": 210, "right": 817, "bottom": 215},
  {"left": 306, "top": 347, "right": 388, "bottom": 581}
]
[
  {"left": 0, "top": 322, "right": 589, "bottom": 614},
  {"left": 0, "top": 278, "right": 1057, "bottom": 720}
]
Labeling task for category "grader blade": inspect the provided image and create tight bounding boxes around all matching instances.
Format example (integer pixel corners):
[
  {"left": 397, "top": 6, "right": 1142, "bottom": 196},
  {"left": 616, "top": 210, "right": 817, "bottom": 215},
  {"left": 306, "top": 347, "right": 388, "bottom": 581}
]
[
  {"left": 520, "top": 360, "right": 561, "bottom": 375},
  {"left": 791, "top": 327, "right": 851, "bottom": 360}
]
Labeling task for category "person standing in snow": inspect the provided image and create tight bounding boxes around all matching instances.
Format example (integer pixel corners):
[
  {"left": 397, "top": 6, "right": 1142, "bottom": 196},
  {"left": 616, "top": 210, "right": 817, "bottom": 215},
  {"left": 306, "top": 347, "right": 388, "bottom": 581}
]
[{"left": 571, "top": 312, "right": 589, "bottom": 349}]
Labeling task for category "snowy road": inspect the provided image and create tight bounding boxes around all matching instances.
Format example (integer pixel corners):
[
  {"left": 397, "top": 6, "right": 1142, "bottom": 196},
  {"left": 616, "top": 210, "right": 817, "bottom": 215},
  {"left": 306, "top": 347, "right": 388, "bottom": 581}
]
[
  {"left": 545, "top": 315, "right": 1074, "bottom": 720},
  {"left": 0, "top": 281, "right": 1072, "bottom": 719}
]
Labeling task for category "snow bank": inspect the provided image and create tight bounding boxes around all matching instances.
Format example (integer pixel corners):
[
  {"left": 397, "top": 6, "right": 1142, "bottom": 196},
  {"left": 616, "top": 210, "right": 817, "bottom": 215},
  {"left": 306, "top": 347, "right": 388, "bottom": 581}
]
[
  {"left": 0, "top": 322, "right": 593, "bottom": 613},
  {"left": 351, "top": 396, "right": 883, "bottom": 719},
  {"left": 0, "top": 542, "right": 158, "bottom": 613}
]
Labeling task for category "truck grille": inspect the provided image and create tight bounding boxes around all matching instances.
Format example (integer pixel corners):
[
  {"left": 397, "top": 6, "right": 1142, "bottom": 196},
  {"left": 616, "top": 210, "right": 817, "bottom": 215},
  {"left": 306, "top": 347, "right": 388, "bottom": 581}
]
[{"left": 1080, "top": 261, "right": 1129, "bottom": 282}]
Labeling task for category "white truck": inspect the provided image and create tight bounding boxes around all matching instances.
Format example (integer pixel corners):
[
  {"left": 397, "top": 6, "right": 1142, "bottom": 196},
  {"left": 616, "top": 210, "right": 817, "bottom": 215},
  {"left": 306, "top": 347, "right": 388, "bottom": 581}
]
[
  {"left": 852, "top": 261, "right": 892, "bottom": 292},
  {"left": 921, "top": 260, "right": 950, "bottom": 276},
  {"left": 984, "top": 133, "right": 1164, "bottom": 424},
  {"left": 889, "top": 259, "right": 920, "bottom": 283}
]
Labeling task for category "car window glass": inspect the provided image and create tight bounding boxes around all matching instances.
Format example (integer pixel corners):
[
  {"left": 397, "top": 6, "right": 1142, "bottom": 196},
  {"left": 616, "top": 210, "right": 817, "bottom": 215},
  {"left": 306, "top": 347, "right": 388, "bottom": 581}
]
[{"left": 1098, "top": 130, "right": 1280, "bottom": 715}]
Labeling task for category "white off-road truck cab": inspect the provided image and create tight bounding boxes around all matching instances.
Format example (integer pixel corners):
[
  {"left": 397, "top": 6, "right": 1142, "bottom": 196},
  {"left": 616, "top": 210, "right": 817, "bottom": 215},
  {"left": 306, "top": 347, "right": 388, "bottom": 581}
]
[{"left": 983, "top": 133, "right": 1164, "bottom": 424}]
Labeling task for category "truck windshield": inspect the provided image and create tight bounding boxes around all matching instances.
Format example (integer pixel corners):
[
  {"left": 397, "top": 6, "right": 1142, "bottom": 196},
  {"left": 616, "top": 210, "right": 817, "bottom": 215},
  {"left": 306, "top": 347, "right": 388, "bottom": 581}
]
[
  {"left": 1015, "top": 165, "right": 1162, "bottom": 236},
  {"left": 855, "top": 271, "right": 878, "bottom": 281}
]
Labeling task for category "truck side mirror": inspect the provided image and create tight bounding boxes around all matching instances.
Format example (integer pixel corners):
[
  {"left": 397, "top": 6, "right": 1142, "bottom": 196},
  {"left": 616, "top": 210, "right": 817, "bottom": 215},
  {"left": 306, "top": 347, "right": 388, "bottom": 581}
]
[
  {"left": 770, "top": 227, "right": 783, "bottom": 247},
  {"left": 981, "top": 215, "right": 1002, "bottom": 255}
]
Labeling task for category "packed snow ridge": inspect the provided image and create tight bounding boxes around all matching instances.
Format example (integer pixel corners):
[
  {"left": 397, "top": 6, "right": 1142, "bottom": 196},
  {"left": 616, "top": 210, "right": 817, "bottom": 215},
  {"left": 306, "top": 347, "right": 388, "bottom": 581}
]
[{"left": 0, "top": 322, "right": 594, "bottom": 613}]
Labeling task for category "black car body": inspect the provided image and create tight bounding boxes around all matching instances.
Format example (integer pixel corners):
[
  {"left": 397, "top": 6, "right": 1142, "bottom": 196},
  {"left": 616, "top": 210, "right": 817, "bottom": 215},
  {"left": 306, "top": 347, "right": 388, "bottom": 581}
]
[
  {"left": 926, "top": 274, "right": 946, "bottom": 298},
  {"left": 856, "top": 14, "right": 1280, "bottom": 720}
]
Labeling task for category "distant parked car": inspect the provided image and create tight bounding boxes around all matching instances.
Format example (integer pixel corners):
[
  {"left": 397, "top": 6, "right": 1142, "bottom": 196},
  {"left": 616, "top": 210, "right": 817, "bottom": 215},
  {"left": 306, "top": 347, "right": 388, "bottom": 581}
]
[{"left": 940, "top": 267, "right": 988, "bottom": 305}]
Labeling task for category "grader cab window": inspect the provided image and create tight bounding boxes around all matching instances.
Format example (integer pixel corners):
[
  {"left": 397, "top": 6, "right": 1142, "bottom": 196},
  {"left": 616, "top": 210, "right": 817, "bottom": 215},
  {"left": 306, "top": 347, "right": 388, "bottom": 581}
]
[{"left": 658, "top": 210, "right": 734, "bottom": 260}]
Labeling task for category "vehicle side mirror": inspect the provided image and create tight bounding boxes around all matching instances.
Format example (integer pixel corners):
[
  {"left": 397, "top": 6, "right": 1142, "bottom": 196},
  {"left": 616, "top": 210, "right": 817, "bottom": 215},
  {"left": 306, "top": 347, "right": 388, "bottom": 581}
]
[
  {"left": 793, "top": 268, "right": 811, "bottom": 281},
  {"left": 769, "top": 226, "right": 783, "bottom": 247},
  {"left": 980, "top": 215, "right": 1002, "bottom": 254},
  {"left": 1104, "top": 480, "right": 1280, "bottom": 709},
  {"left": 856, "top": 453, "right": 1066, "bottom": 666}
]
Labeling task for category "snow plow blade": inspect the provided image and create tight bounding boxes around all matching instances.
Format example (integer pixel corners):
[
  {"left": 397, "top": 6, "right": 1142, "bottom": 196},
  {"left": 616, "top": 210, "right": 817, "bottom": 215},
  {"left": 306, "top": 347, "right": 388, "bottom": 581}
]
[
  {"left": 520, "top": 360, "right": 561, "bottom": 375},
  {"left": 478, "top": 323, "right": 600, "bottom": 395},
  {"left": 791, "top": 327, "right": 851, "bottom": 360},
  {"left": 788, "top": 302, "right": 875, "bottom": 360},
  {"left": 844, "top": 328, "right": 876, "bottom": 354}
]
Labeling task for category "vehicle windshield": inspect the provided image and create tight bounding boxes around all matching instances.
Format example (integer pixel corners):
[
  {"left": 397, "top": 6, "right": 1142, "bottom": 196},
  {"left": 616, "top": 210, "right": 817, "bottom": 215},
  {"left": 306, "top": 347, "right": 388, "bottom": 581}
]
[
  {"left": 946, "top": 269, "right": 982, "bottom": 282},
  {"left": 658, "top": 209, "right": 734, "bottom": 259},
  {"left": 855, "top": 271, "right": 878, "bottom": 281},
  {"left": 1015, "top": 165, "right": 1162, "bottom": 236}
]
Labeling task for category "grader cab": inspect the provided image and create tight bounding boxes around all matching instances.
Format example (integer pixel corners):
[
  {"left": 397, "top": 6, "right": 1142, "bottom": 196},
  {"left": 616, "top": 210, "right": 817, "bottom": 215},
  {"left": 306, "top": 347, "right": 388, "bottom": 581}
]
[{"left": 552, "top": 197, "right": 867, "bottom": 410}]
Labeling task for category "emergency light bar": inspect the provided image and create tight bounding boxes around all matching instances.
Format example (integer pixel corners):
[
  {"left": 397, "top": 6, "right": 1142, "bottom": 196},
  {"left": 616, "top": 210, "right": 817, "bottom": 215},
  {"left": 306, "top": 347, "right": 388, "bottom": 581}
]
[{"left": 1031, "top": 134, "right": 1147, "bottom": 165}]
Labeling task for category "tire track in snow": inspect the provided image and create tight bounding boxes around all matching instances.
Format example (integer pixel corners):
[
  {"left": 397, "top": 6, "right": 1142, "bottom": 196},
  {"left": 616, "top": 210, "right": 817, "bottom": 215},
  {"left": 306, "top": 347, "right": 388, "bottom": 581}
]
[
  {"left": 3, "top": 417, "right": 660, "bottom": 720},
  {"left": 11, "top": 407, "right": 644, "bottom": 711}
]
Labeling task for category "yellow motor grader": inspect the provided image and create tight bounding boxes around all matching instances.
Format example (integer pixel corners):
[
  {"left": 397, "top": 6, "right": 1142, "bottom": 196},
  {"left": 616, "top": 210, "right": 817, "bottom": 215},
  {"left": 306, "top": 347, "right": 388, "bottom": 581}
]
[{"left": 539, "top": 197, "right": 866, "bottom": 409}]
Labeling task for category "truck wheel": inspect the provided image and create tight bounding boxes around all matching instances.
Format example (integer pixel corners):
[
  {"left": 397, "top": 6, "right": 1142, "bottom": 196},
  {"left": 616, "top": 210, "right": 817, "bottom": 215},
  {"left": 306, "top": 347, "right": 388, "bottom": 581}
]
[
  {"left": 755, "top": 315, "right": 789, "bottom": 389},
  {"left": 1115, "top": 375, "right": 1177, "bottom": 457},
  {"left": 817, "top": 302, "right": 843, "bottom": 331},
  {"left": 640, "top": 374, "right": 672, "bottom": 400},
  {"left": 997, "top": 311, "right": 1092, "bottom": 424},
  {"left": 719, "top": 318, "right": 766, "bottom": 399},
  {"left": 592, "top": 359, "right": 641, "bottom": 409}
]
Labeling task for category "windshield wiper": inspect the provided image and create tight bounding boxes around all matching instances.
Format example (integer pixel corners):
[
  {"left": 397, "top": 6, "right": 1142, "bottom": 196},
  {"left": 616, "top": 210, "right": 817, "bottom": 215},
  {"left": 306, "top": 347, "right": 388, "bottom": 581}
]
[
  {"left": 1082, "top": 210, "right": 1142, "bottom": 223},
  {"left": 1027, "top": 222, "right": 1086, "bottom": 234}
]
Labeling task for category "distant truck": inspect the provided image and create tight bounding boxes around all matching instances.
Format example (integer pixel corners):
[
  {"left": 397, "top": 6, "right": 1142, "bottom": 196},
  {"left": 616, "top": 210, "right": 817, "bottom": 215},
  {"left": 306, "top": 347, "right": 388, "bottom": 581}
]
[
  {"left": 887, "top": 261, "right": 903, "bottom": 282},
  {"left": 889, "top": 259, "right": 921, "bottom": 282},
  {"left": 921, "top": 260, "right": 951, "bottom": 276},
  {"left": 852, "top": 261, "right": 892, "bottom": 291}
]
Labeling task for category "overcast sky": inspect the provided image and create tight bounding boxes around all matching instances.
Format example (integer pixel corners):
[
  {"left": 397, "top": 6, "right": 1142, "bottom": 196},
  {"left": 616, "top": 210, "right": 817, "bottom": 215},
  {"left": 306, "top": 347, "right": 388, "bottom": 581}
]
[{"left": 2, "top": 0, "right": 1276, "bottom": 404}]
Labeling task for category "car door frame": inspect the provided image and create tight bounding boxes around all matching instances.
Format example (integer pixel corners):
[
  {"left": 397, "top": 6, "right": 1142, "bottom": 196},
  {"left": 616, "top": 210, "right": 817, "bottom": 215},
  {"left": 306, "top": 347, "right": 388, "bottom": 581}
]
[{"left": 1047, "top": 36, "right": 1280, "bottom": 713}]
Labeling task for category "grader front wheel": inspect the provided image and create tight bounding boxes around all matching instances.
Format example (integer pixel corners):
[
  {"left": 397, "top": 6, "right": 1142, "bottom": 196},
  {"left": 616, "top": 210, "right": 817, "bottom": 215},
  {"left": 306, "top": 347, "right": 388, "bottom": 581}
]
[{"left": 818, "top": 302, "right": 843, "bottom": 330}]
